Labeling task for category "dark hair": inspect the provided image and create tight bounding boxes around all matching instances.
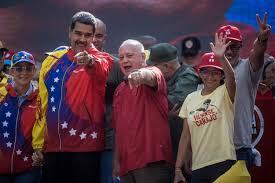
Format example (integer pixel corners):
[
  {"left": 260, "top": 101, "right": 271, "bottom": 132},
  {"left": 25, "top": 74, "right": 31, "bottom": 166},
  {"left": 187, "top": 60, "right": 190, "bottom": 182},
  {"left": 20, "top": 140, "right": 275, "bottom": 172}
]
[{"left": 70, "top": 11, "right": 96, "bottom": 33}]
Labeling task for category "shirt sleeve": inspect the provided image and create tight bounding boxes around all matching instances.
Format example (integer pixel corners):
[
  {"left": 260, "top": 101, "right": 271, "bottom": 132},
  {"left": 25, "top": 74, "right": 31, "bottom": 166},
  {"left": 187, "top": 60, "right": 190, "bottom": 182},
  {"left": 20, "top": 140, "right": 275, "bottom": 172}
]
[
  {"left": 247, "top": 59, "right": 263, "bottom": 87},
  {"left": 179, "top": 93, "right": 191, "bottom": 119},
  {"left": 168, "top": 70, "right": 198, "bottom": 105},
  {"left": 32, "top": 51, "right": 65, "bottom": 150},
  {"left": 145, "top": 66, "right": 166, "bottom": 94},
  {"left": 32, "top": 59, "right": 49, "bottom": 150},
  {"left": 86, "top": 50, "right": 114, "bottom": 78},
  {"left": 223, "top": 84, "right": 234, "bottom": 106}
]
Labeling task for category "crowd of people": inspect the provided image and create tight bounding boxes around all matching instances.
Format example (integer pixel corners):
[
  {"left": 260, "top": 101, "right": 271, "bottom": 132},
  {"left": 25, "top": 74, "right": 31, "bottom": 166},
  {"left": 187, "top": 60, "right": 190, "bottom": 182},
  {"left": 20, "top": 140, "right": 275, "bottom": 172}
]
[{"left": 0, "top": 10, "right": 273, "bottom": 183}]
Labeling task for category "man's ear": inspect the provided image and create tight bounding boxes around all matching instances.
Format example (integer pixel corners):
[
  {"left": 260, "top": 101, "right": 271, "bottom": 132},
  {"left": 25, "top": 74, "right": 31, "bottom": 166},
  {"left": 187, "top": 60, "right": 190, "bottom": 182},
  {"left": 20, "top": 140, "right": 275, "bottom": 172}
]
[
  {"left": 141, "top": 52, "right": 146, "bottom": 61},
  {"left": 33, "top": 65, "right": 37, "bottom": 73},
  {"left": 69, "top": 28, "right": 72, "bottom": 39}
]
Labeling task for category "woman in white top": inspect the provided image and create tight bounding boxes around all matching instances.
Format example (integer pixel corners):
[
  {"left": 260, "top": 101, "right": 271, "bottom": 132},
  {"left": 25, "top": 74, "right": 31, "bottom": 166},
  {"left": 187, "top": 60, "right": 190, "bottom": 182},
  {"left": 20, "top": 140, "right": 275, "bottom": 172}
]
[{"left": 174, "top": 33, "right": 236, "bottom": 183}]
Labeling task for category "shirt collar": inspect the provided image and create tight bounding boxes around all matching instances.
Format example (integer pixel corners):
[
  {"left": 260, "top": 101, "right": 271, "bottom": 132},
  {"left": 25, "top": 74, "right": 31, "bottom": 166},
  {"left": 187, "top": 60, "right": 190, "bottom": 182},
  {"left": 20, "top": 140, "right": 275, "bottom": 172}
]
[{"left": 11, "top": 81, "right": 33, "bottom": 97}]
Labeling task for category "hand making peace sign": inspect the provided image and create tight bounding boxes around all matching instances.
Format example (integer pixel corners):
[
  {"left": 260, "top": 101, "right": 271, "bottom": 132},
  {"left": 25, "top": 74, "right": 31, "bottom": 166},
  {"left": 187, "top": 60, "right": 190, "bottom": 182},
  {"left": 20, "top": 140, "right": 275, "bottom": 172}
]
[{"left": 256, "top": 12, "right": 271, "bottom": 42}]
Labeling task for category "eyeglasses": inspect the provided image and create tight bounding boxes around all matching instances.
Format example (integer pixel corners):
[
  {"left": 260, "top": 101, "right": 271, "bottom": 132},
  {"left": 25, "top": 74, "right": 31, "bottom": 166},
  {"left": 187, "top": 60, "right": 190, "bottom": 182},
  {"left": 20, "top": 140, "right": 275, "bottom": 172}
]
[
  {"left": 200, "top": 69, "right": 222, "bottom": 77},
  {"left": 13, "top": 66, "right": 34, "bottom": 73}
]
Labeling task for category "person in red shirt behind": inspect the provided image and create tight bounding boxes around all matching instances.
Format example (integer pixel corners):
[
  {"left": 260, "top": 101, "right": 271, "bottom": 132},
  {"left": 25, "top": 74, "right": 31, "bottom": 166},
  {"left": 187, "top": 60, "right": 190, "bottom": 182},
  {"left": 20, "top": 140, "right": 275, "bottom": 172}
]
[{"left": 112, "top": 39, "right": 173, "bottom": 183}]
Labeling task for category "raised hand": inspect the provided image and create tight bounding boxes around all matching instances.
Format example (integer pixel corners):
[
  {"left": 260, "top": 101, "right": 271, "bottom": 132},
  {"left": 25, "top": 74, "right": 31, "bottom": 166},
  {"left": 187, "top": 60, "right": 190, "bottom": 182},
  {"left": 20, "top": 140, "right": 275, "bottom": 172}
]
[
  {"left": 210, "top": 33, "right": 231, "bottom": 59},
  {"left": 256, "top": 12, "right": 271, "bottom": 42}
]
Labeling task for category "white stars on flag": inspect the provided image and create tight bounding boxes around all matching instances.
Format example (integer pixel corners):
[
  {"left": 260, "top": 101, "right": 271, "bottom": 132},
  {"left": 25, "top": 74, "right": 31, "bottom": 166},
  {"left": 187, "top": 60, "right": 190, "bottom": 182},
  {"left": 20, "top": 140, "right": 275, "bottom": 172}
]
[
  {"left": 56, "top": 69, "right": 60, "bottom": 73},
  {"left": 23, "top": 156, "right": 28, "bottom": 161},
  {"left": 2, "top": 120, "right": 8, "bottom": 127},
  {"left": 79, "top": 132, "right": 87, "bottom": 140},
  {"left": 16, "top": 149, "right": 22, "bottom": 155},
  {"left": 6, "top": 142, "right": 12, "bottom": 148},
  {"left": 50, "top": 86, "right": 55, "bottom": 92},
  {"left": 3, "top": 131, "right": 9, "bottom": 138},
  {"left": 54, "top": 77, "right": 60, "bottom": 83},
  {"left": 61, "top": 121, "right": 68, "bottom": 129},
  {"left": 4, "top": 102, "right": 8, "bottom": 106},
  {"left": 91, "top": 132, "right": 97, "bottom": 139},
  {"left": 50, "top": 97, "right": 55, "bottom": 103},
  {"left": 52, "top": 106, "right": 56, "bottom": 112},
  {"left": 69, "top": 128, "right": 77, "bottom": 136},
  {"left": 5, "top": 111, "right": 11, "bottom": 117}
]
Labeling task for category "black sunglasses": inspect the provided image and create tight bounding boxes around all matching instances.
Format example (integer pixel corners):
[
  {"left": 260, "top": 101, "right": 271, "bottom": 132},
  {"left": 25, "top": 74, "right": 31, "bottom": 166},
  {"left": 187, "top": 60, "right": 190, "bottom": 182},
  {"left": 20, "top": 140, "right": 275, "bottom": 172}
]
[{"left": 13, "top": 66, "right": 35, "bottom": 73}]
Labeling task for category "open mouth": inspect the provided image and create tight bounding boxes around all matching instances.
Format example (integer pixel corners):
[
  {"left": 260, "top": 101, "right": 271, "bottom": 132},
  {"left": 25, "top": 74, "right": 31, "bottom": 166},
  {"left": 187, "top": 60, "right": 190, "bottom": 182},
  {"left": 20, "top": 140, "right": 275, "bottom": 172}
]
[
  {"left": 76, "top": 43, "right": 86, "bottom": 48},
  {"left": 123, "top": 65, "right": 132, "bottom": 71},
  {"left": 18, "top": 77, "right": 30, "bottom": 80}
]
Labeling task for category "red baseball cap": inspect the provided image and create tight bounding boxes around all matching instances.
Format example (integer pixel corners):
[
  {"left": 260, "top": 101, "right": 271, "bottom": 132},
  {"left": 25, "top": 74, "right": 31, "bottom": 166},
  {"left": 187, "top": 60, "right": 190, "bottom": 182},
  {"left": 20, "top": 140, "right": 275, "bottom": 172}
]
[
  {"left": 217, "top": 25, "right": 242, "bottom": 42},
  {"left": 198, "top": 52, "right": 223, "bottom": 70}
]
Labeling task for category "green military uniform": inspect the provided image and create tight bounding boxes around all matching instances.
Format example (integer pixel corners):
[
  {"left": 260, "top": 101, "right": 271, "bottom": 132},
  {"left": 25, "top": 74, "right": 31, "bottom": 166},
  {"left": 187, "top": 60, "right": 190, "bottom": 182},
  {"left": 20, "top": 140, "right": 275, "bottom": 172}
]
[
  {"left": 147, "top": 43, "right": 199, "bottom": 161},
  {"left": 167, "top": 64, "right": 199, "bottom": 160}
]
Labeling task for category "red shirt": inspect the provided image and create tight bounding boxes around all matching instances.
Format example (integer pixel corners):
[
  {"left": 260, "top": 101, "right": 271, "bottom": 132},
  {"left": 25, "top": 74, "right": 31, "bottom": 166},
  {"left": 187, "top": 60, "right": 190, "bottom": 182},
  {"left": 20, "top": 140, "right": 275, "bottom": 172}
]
[
  {"left": 112, "top": 67, "right": 173, "bottom": 176},
  {"left": 256, "top": 90, "right": 272, "bottom": 100}
]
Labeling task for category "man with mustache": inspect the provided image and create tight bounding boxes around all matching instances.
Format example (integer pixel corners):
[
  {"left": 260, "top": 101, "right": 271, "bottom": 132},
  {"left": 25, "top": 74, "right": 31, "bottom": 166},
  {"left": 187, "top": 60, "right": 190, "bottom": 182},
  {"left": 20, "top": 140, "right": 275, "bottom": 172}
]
[
  {"left": 216, "top": 13, "right": 271, "bottom": 170},
  {"left": 32, "top": 11, "right": 113, "bottom": 183},
  {"left": 112, "top": 39, "right": 173, "bottom": 183}
]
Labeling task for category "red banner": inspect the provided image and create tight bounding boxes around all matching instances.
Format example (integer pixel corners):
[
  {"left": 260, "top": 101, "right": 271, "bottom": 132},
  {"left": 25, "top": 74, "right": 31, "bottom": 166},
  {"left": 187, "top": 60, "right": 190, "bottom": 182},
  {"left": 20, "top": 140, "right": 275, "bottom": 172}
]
[{"left": 251, "top": 96, "right": 274, "bottom": 182}]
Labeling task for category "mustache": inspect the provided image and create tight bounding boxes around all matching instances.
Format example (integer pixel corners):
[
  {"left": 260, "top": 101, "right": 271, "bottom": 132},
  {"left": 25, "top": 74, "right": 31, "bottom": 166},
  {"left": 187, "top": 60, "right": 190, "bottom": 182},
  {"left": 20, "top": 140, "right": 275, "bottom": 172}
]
[{"left": 75, "top": 41, "right": 87, "bottom": 46}]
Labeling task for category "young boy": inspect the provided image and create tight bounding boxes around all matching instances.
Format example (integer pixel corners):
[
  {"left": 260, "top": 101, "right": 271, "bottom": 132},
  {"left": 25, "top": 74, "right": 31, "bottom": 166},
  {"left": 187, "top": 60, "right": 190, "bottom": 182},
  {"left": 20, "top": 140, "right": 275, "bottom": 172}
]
[{"left": 0, "top": 51, "right": 41, "bottom": 183}]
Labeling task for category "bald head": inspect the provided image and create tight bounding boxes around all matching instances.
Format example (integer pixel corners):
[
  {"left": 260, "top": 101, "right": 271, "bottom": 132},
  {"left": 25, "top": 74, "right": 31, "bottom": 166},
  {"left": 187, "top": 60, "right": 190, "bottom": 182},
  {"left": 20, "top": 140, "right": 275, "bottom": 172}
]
[
  {"left": 118, "top": 39, "right": 146, "bottom": 76},
  {"left": 95, "top": 18, "right": 106, "bottom": 33},
  {"left": 93, "top": 18, "right": 107, "bottom": 51},
  {"left": 119, "top": 39, "right": 145, "bottom": 53}
]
